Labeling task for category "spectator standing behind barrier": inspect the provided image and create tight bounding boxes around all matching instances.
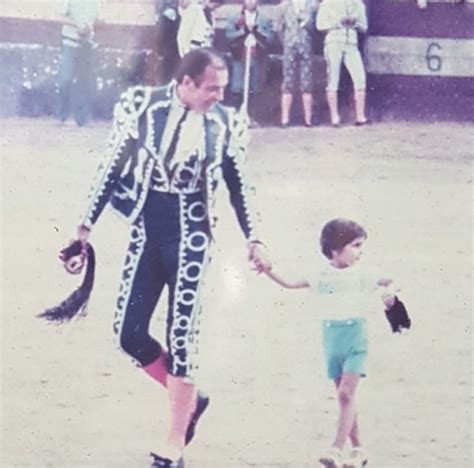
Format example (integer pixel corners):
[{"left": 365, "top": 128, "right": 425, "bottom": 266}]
[
  {"left": 225, "top": 0, "right": 273, "bottom": 126},
  {"left": 317, "top": 0, "right": 368, "bottom": 126},
  {"left": 178, "top": 0, "right": 222, "bottom": 57},
  {"left": 277, "top": 0, "right": 319, "bottom": 128},
  {"left": 56, "top": 0, "right": 99, "bottom": 127},
  {"left": 155, "top": 0, "right": 182, "bottom": 84}
]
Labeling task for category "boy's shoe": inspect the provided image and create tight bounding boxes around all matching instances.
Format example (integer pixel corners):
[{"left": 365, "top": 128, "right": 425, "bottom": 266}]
[
  {"left": 150, "top": 452, "right": 184, "bottom": 468},
  {"left": 319, "top": 447, "right": 342, "bottom": 468},
  {"left": 185, "top": 392, "right": 210, "bottom": 445},
  {"left": 342, "top": 447, "right": 368, "bottom": 467}
]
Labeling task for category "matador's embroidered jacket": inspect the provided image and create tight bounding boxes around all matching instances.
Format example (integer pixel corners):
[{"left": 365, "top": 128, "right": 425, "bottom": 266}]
[{"left": 81, "top": 84, "right": 259, "bottom": 241}]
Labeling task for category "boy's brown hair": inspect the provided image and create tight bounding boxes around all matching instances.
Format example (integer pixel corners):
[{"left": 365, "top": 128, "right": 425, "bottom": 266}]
[{"left": 320, "top": 218, "right": 367, "bottom": 259}]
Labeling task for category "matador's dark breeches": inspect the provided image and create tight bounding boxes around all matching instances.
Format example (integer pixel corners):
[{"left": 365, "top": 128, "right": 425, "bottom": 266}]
[{"left": 114, "top": 190, "right": 210, "bottom": 378}]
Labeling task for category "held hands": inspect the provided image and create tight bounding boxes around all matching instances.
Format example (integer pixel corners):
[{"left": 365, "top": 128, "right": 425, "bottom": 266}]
[{"left": 248, "top": 241, "right": 272, "bottom": 274}]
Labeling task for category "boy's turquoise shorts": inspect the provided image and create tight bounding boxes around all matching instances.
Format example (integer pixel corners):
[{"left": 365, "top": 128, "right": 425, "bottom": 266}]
[{"left": 322, "top": 317, "right": 368, "bottom": 380}]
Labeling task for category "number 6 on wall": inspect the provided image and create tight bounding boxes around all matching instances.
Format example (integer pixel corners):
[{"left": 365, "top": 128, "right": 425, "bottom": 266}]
[{"left": 426, "top": 42, "right": 442, "bottom": 72}]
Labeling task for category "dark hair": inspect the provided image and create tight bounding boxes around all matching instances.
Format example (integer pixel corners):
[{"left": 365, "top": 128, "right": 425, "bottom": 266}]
[
  {"left": 320, "top": 218, "right": 367, "bottom": 259},
  {"left": 175, "top": 48, "right": 227, "bottom": 86}
]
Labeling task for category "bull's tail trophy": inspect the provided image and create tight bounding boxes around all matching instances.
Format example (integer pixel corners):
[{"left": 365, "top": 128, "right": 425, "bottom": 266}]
[{"left": 38, "top": 240, "right": 95, "bottom": 322}]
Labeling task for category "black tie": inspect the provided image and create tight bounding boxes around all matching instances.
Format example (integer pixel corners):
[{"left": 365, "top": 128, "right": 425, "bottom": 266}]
[{"left": 163, "top": 108, "right": 189, "bottom": 172}]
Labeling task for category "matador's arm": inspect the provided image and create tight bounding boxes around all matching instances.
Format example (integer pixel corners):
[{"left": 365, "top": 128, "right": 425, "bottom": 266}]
[
  {"left": 221, "top": 110, "right": 260, "bottom": 243},
  {"left": 80, "top": 87, "right": 150, "bottom": 229}
]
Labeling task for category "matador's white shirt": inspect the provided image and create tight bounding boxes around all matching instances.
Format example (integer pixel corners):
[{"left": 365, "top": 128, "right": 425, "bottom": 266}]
[{"left": 158, "top": 89, "right": 206, "bottom": 167}]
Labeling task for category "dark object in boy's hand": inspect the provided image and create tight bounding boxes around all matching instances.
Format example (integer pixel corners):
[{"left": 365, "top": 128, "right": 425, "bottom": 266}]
[{"left": 385, "top": 297, "right": 411, "bottom": 333}]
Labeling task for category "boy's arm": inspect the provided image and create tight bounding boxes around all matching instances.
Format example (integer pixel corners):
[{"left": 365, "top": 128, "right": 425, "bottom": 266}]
[{"left": 265, "top": 269, "right": 310, "bottom": 289}]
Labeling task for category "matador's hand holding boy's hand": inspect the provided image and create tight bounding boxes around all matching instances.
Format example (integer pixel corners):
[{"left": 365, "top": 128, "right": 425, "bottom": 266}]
[{"left": 248, "top": 241, "right": 272, "bottom": 274}]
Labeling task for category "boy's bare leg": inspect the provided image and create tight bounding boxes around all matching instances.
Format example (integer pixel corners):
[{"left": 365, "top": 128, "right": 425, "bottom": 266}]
[
  {"left": 333, "top": 373, "right": 360, "bottom": 450},
  {"left": 349, "top": 414, "right": 361, "bottom": 447},
  {"left": 334, "top": 378, "right": 361, "bottom": 447}
]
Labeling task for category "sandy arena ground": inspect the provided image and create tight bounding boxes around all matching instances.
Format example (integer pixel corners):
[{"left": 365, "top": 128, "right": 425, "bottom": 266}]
[{"left": 1, "top": 117, "right": 472, "bottom": 468}]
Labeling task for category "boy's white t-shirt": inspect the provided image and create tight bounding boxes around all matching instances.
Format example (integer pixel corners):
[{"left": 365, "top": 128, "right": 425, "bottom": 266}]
[{"left": 307, "top": 258, "right": 382, "bottom": 321}]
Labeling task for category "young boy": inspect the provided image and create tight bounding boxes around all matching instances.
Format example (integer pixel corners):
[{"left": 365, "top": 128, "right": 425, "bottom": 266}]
[{"left": 264, "top": 218, "right": 402, "bottom": 468}]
